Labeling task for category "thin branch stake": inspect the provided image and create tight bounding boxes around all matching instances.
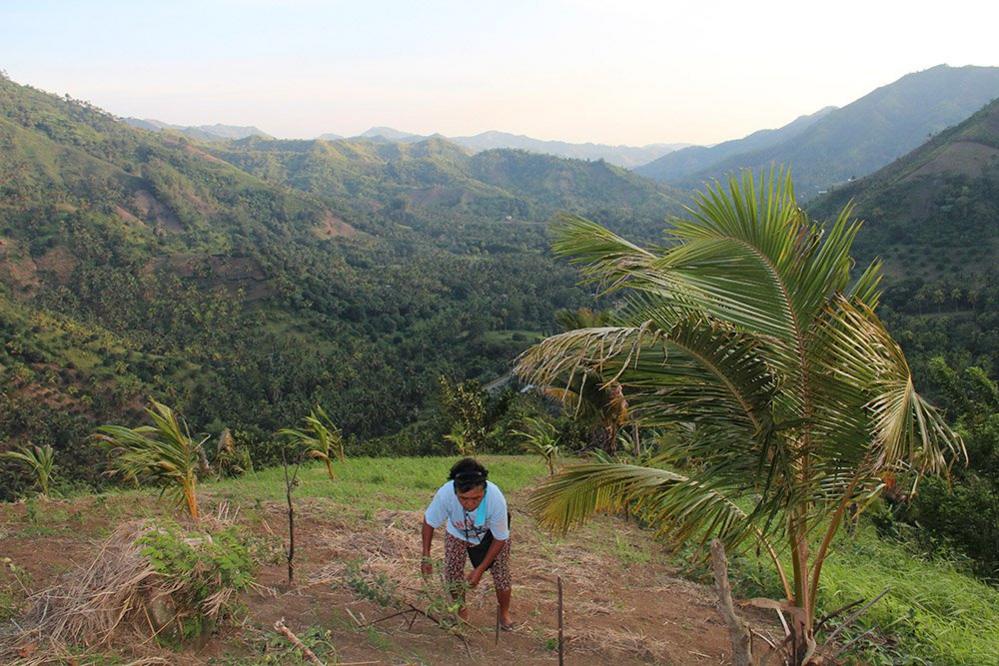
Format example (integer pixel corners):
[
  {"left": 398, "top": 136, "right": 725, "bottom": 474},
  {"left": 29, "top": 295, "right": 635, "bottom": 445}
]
[
  {"left": 282, "top": 449, "right": 301, "bottom": 585},
  {"left": 557, "top": 575, "right": 565, "bottom": 666},
  {"left": 710, "top": 539, "right": 753, "bottom": 666},
  {"left": 274, "top": 618, "right": 324, "bottom": 665}
]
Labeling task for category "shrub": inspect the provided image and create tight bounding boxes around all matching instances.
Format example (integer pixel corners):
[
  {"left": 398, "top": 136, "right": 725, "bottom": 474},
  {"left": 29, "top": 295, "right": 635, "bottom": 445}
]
[{"left": 138, "top": 522, "right": 255, "bottom": 642}]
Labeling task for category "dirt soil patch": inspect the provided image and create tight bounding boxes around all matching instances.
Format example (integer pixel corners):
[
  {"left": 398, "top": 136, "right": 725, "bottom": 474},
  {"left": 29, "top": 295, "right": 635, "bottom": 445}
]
[
  {"left": 0, "top": 491, "right": 781, "bottom": 664},
  {"left": 314, "top": 212, "right": 360, "bottom": 239}
]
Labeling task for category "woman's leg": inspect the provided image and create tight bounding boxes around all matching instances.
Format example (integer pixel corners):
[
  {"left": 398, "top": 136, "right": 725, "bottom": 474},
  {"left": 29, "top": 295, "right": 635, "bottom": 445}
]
[
  {"left": 490, "top": 538, "right": 512, "bottom": 626},
  {"left": 443, "top": 532, "right": 469, "bottom": 619}
]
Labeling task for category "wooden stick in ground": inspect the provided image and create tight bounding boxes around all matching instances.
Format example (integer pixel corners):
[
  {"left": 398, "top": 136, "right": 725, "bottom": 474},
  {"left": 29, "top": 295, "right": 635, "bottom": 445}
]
[
  {"left": 274, "top": 618, "right": 325, "bottom": 665},
  {"left": 710, "top": 539, "right": 753, "bottom": 666},
  {"left": 557, "top": 575, "right": 564, "bottom": 666},
  {"left": 495, "top": 604, "right": 500, "bottom": 646}
]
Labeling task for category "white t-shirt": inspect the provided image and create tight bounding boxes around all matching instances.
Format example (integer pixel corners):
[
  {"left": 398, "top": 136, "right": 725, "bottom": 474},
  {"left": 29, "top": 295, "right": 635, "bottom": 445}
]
[{"left": 424, "top": 480, "right": 509, "bottom": 545}]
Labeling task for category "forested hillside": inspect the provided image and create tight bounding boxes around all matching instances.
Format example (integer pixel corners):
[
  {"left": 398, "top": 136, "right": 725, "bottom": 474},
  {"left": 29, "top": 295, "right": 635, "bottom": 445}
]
[
  {"left": 809, "top": 98, "right": 999, "bottom": 578},
  {"left": 809, "top": 95, "right": 999, "bottom": 377},
  {"left": 0, "top": 74, "right": 680, "bottom": 498},
  {"left": 208, "top": 134, "right": 677, "bottom": 235}
]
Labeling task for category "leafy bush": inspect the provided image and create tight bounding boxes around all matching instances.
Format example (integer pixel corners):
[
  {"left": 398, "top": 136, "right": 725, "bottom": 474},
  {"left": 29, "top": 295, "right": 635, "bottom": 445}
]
[
  {"left": 897, "top": 360, "right": 999, "bottom": 580},
  {"left": 138, "top": 523, "right": 255, "bottom": 642}
]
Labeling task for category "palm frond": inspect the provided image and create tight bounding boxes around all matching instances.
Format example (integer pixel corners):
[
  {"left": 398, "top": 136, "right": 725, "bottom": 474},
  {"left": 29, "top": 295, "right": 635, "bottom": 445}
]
[
  {"left": 817, "top": 297, "right": 965, "bottom": 475},
  {"left": 530, "top": 461, "right": 789, "bottom": 594}
]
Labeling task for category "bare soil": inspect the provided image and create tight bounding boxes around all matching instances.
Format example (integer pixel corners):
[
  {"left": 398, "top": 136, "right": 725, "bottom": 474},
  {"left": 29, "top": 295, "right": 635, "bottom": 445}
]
[{"left": 0, "top": 491, "right": 781, "bottom": 664}]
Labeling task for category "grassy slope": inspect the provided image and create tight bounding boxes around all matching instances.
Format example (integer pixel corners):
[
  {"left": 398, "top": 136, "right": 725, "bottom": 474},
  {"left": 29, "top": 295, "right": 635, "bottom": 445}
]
[
  {"left": 212, "top": 457, "right": 999, "bottom": 665},
  {"left": 17, "top": 456, "right": 989, "bottom": 665},
  {"left": 207, "top": 454, "right": 547, "bottom": 511},
  {"left": 5, "top": 455, "right": 749, "bottom": 665}
]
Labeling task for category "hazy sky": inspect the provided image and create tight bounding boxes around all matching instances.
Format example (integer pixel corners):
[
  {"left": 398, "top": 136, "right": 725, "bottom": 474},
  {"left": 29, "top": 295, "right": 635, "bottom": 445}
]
[{"left": 2, "top": 0, "right": 998, "bottom": 145}]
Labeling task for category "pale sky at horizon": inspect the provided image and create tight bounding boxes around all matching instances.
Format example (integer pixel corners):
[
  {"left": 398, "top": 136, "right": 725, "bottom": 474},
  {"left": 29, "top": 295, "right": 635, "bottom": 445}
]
[{"left": 2, "top": 0, "right": 998, "bottom": 146}]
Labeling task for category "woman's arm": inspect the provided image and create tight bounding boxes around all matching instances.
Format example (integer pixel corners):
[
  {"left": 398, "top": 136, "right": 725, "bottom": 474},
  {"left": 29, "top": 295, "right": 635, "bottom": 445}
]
[
  {"left": 421, "top": 519, "right": 435, "bottom": 576},
  {"left": 467, "top": 536, "right": 507, "bottom": 585}
]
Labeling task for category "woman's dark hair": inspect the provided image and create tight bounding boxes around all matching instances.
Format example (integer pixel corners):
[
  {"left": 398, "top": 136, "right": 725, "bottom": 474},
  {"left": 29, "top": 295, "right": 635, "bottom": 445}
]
[{"left": 448, "top": 457, "right": 488, "bottom": 492}]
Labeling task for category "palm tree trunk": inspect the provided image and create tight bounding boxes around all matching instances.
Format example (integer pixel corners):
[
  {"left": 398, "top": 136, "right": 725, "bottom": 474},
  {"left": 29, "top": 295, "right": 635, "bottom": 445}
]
[
  {"left": 324, "top": 458, "right": 336, "bottom": 480},
  {"left": 183, "top": 477, "right": 199, "bottom": 520},
  {"left": 808, "top": 475, "right": 863, "bottom": 620}
]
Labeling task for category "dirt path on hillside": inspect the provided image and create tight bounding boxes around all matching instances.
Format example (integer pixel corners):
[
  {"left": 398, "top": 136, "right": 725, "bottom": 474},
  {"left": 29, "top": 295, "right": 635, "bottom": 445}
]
[{"left": 0, "top": 493, "right": 781, "bottom": 664}]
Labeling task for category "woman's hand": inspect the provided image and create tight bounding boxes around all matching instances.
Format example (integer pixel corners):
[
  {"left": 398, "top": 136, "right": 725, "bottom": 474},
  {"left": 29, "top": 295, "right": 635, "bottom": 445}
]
[
  {"left": 465, "top": 567, "right": 484, "bottom": 587},
  {"left": 421, "top": 557, "right": 434, "bottom": 578}
]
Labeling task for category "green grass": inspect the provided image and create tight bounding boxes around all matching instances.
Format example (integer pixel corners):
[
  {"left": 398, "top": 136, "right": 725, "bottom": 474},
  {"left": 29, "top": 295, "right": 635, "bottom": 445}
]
[
  {"left": 708, "top": 522, "right": 999, "bottom": 665},
  {"left": 817, "top": 527, "right": 999, "bottom": 665},
  {"left": 480, "top": 329, "right": 544, "bottom": 344},
  {"left": 204, "top": 455, "right": 547, "bottom": 512}
]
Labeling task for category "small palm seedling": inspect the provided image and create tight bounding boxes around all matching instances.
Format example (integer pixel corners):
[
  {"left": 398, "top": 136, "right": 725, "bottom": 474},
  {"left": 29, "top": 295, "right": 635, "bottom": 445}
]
[
  {"left": 443, "top": 424, "right": 476, "bottom": 457},
  {"left": 2, "top": 444, "right": 55, "bottom": 497},
  {"left": 278, "top": 406, "right": 345, "bottom": 480},
  {"left": 95, "top": 399, "right": 207, "bottom": 520},
  {"left": 512, "top": 417, "right": 561, "bottom": 475}
]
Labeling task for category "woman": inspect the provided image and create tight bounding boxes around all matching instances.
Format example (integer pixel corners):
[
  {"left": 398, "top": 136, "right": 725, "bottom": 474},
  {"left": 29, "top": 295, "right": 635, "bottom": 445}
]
[{"left": 421, "top": 457, "right": 512, "bottom": 628}]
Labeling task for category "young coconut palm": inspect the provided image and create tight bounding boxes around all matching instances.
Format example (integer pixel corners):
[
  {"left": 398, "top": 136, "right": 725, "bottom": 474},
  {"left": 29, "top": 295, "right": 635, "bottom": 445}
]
[
  {"left": 279, "top": 406, "right": 345, "bottom": 480},
  {"left": 443, "top": 424, "right": 476, "bottom": 457},
  {"left": 2, "top": 443, "right": 55, "bottom": 497},
  {"left": 515, "top": 171, "right": 963, "bottom": 663},
  {"left": 95, "top": 400, "right": 206, "bottom": 520},
  {"left": 512, "top": 416, "right": 562, "bottom": 475}
]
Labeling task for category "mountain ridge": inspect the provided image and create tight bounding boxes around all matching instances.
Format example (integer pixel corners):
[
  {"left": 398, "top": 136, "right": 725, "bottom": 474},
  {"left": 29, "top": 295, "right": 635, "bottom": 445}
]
[
  {"left": 633, "top": 106, "right": 836, "bottom": 181},
  {"left": 123, "top": 117, "right": 272, "bottom": 141},
  {"left": 809, "top": 94, "right": 999, "bottom": 275},
  {"left": 641, "top": 65, "right": 999, "bottom": 199}
]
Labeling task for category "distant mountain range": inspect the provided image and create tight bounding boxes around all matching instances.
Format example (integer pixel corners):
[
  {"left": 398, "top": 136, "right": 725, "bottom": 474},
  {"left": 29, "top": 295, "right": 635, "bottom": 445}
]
[
  {"left": 633, "top": 107, "right": 837, "bottom": 181},
  {"left": 123, "top": 118, "right": 272, "bottom": 141},
  {"left": 637, "top": 65, "right": 999, "bottom": 199},
  {"left": 316, "top": 127, "right": 690, "bottom": 168},
  {"left": 125, "top": 118, "right": 688, "bottom": 168}
]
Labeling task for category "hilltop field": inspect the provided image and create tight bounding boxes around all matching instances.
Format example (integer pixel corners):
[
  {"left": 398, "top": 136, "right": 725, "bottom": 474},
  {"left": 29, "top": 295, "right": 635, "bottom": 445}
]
[{"left": 1, "top": 456, "right": 998, "bottom": 665}]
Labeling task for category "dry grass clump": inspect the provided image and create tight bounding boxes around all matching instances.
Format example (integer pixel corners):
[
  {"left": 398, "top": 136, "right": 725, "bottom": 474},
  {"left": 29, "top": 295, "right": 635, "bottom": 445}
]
[
  {"left": 568, "top": 625, "right": 677, "bottom": 662},
  {"left": 0, "top": 522, "right": 168, "bottom": 663},
  {"left": 0, "top": 516, "right": 254, "bottom": 665},
  {"left": 310, "top": 509, "right": 417, "bottom": 588}
]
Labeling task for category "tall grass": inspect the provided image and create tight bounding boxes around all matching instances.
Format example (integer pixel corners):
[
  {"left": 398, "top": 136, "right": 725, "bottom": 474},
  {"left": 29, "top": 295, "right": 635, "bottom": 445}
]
[
  {"left": 712, "top": 522, "right": 999, "bottom": 665},
  {"left": 818, "top": 527, "right": 999, "bottom": 665}
]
